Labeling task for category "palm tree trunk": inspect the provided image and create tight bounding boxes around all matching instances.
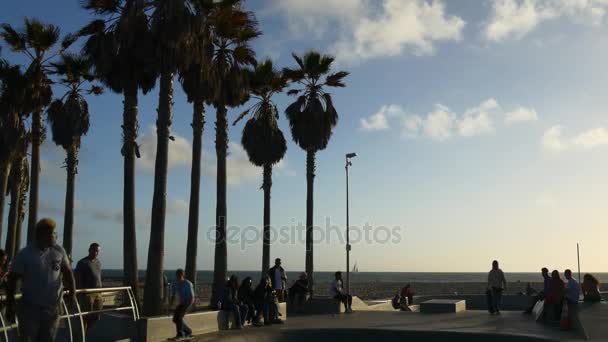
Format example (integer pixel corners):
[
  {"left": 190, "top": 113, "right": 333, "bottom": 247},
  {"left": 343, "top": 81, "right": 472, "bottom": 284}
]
[
  {"left": 262, "top": 163, "right": 272, "bottom": 276},
  {"left": 143, "top": 71, "right": 173, "bottom": 316},
  {"left": 185, "top": 100, "right": 205, "bottom": 287},
  {"left": 0, "top": 163, "right": 10, "bottom": 245},
  {"left": 305, "top": 149, "right": 315, "bottom": 296},
  {"left": 26, "top": 108, "right": 42, "bottom": 244},
  {"left": 62, "top": 143, "right": 78, "bottom": 257},
  {"left": 122, "top": 87, "right": 140, "bottom": 303},
  {"left": 211, "top": 104, "right": 228, "bottom": 308},
  {"left": 5, "top": 164, "right": 21, "bottom": 258}
]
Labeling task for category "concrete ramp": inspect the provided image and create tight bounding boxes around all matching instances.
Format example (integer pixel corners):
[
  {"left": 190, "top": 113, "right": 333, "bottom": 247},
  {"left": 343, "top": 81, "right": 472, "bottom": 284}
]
[{"left": 578, "top": 302, "right": 608, "bottom": 341}]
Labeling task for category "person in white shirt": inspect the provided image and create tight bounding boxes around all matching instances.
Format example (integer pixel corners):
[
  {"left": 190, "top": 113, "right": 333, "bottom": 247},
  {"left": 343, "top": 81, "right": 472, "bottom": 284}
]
[
  {"left": 267, "top": 258, "right": 287, "bottom": 302},
  {"left": 329, "top": 271, "right": 352, "bottom": 313},
  {"left": 487, "top": 260, "right": 507, "bottom": 315}
]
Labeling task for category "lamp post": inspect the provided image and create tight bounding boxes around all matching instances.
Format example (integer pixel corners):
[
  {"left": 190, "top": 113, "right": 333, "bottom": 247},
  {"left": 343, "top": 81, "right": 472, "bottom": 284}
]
[{"left": 345, "top": 152, "right": 357, "bottom": 295}]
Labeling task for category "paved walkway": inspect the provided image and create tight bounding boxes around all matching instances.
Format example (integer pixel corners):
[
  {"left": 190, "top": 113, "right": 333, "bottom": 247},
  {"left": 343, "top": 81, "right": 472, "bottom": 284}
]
[{"left": 193, "top": 311, "right": 587, "bottom": 341}]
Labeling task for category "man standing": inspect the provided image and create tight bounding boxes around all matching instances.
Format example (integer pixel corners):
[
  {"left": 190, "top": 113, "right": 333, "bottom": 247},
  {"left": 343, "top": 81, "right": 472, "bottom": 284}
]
[
  {"left": 268, "top": 258, "right": 287, "bottom": 302},
  {"left": 170, "top": 269, "right": 195, "bottom": 340},
  {"left": 329, "top": 271, "right": 353, "bottom": 313},
  {"left": 564, "top": 269, "right": 580, "bottom": 305},
  {"left": 6, "top": 218, "right": 76, "bottom": 342},
  {"left": 524, "top": 267, "right": 550, "bottom": 314},
  {"left": 487, "top": 260, "right": 507, "bottom": 315},
  {"left": 75, "top": 243, "right": 103, "bottom": 332}
]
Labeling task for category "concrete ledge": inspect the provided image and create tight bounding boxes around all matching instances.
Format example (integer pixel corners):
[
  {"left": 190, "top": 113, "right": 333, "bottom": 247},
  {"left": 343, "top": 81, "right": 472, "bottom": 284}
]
[
  {"left": 414, "top": 295, "right": 531, "bottom": 311},
  {"left": 218, "top": 302, "right": 287, "bottom": 330},
  {"left": 577, "top": 302, "right": 608, "bottom": 341},
  {"left": 138, "top": 310, "right": 219, "bottom": 342},
  {"left": 294, "top": 296, "right": 344, "bottom": 315},
  {"left": 420, "top": 299, "right": 466, "bottom": 313}
]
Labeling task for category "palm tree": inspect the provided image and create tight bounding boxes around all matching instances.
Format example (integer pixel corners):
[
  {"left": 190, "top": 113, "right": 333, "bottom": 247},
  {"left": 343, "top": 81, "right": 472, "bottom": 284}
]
[
  {"left": 80, "top": 0, "right": 158, "bottom": 301},
  {"left": 207, "top": 0, "right": 260, "bottom": 307},
  {"left": 143, "top": 0, "right": 191, "bottom": 316},
  {"left": 283, "top": 51, "right": 348, "bottom": 295},
  {"left": 178, "top": 0, "right": 214, "bottom": 289},
  {"left": 233, "top": 60, "right": 287, "bottom": 275},
  {"left": 5, "top": 136, "right": 28, "bottom": 259},
  {"left": 47, "top": 54, "right": 101, "bottom": 257},
  {"left": 0, "top": 18, "right": 75, "bottom": 244}
]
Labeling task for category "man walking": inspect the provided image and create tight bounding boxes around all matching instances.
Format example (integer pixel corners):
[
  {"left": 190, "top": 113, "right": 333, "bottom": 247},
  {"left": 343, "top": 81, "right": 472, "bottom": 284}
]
[
  {"left": 170, "top": 269, "right": 195, "bottom": 340},
  {"left": 6, "top": 218, "right": 76, "bottom": 342},
  {"left": 268, "top": 258, "right": 287, "bottom": 302},
  {"left": 75, "top": 243, "right": 103, "bottom": 332},
  {"left": 487, "top": 260, "right": 507, "bottom": 315}
]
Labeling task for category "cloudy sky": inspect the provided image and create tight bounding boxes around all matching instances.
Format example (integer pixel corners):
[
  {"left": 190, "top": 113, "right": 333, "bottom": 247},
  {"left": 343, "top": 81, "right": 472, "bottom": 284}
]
[{"left": 2, "top": 0, "right": 608, "bottom": 273}]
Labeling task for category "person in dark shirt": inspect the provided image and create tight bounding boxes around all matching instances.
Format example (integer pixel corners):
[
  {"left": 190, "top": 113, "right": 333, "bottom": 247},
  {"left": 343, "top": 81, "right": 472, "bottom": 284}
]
[
  {"left": 255, "top": 275, "right": 282, "bottom": 325},
  {"left": 238, "top": 277, "right": 259, "bottom": 326},
  {"left": 220, "top": 275, "right": 247, "bottom": 329},
  {"left": 75, "top": 243, "right": 103, "bottom": 332},
  {"left": 524, "top": 267, "right": 550, "bottom": 314}
]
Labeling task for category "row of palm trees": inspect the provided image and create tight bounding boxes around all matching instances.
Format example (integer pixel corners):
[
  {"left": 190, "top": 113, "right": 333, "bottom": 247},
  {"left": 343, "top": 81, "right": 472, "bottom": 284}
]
[{"left": 0, "top": 0, "right": 348, "bottom": 317}]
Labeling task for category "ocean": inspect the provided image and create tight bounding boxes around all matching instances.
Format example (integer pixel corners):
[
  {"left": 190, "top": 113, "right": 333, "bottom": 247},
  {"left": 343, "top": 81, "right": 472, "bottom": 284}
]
[{"left": 102, "top": 270, "right": 608, "bottom": 284}]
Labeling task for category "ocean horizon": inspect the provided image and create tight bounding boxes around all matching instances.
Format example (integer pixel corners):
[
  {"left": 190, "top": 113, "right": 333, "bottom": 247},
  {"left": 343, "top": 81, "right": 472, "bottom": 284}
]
[{"left": 102, "top": 270, "right": 608, "bottom": 284}]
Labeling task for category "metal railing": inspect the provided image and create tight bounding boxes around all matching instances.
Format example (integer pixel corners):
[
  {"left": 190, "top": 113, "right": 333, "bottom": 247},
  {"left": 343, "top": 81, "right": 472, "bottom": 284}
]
[{"left": 0, "top": 286, "right": 139, "bottom": 342}]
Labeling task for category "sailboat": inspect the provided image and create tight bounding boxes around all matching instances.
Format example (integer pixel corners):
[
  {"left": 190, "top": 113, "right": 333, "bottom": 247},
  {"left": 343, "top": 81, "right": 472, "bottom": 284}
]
[{"left": 352, "top": 262, "right": 359, "bottom": 273}]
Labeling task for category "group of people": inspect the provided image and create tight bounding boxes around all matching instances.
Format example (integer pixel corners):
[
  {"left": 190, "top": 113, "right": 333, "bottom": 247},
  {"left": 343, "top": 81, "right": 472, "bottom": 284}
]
[
  {"left": 0, "top": 218, "right": 103, "bottom": 342},
  {"left": 487, "top": 260, "right": 603, "bottom": 319}
]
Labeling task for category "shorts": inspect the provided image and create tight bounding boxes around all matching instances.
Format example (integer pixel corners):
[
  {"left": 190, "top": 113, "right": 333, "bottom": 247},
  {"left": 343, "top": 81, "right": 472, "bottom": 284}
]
[
  {"left": 17, "top": 303, "right": 60, "bottom": 342},
  {"left": 78, "top": 294, "right": 104, "bottom": 318}
]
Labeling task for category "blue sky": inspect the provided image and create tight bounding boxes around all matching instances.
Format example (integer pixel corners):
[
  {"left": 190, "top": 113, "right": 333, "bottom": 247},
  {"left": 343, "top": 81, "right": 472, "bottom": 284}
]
[{"left": 2, "top": 0, "right": 608, "bottom": 272}]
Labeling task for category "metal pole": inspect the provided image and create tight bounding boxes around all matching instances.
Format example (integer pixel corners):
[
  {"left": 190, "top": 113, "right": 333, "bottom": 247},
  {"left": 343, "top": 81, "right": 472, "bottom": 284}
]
[
  {"left": 346, "top": 157, "right": 350, "bottom": 295},
  {"left": 577, "top": 243, "right": 581, "bottom": 284}
]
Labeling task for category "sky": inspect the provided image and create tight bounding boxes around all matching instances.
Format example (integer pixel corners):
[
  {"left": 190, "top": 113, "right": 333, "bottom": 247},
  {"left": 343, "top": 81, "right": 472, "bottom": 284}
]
[{"left": 1, "top": 0, "right": 608, "bottom": 273}]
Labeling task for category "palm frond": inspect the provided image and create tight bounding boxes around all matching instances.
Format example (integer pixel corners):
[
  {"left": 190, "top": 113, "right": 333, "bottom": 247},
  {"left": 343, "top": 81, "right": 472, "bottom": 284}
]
[
  {"left": 80, "top": 0, "right": 121, "bottom": 14},
  {"left": 0, "top": 24, "right": 26, "bottom": 52},
  {"left": 324, "top": 71, "right": 349, "bottom": 87},
  {"left": 24, "top": 18, "right": 60, "bottom": 52}
]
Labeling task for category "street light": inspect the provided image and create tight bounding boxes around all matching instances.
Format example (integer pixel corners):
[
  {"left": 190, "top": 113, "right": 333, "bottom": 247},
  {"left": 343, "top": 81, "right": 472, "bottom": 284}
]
[{"left": 345, "top": 152, "right": 357, "bottom": 295}]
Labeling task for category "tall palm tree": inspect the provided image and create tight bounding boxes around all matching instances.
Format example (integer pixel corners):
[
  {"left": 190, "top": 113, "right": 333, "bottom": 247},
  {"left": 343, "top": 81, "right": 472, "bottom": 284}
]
[
  {"left": 283, "top": 51, "right": 348, "bottom": 295},
  {"left": 233, "top": 60, "right": 288, "bottom": 275},
  {"left": 0, "top": 18, "right": 75, "bottom": 244},
  {"left": 5, "top": 136, "right": 28, "bottom": 259},
  {"left": 178, "top": 0, "right": 214, "bottom": 289},
  {"left": 143, "top": 0, "right": 191, "bottom": 316},
  {"left": 0, "top": 53, "right": 31, "bottom": 248},
  {"left": 47, "top": 54, "right": 101, "bottom": 257},
  {"left": 80, "top": 0, "right": 158, "bottom": 301},
  {"left": 207, "top": 0, "right": 260, "bottom": 307}
]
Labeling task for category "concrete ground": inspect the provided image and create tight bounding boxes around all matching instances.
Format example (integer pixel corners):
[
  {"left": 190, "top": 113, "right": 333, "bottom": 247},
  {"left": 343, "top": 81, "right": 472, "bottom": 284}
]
[{"left": 192, "top": 311, "right": 588, "bottom": 342}]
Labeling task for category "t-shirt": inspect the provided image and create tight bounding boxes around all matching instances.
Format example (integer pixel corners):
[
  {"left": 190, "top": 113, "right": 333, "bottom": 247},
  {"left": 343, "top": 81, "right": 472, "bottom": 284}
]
[
  {"left": 329, "top": 279, "right": 343, "bottom": 297},
  {"left": 487, "top": 269, "right": 506, "bottom": 289},
  {"left": 273, "top": 268, "right": 283, "bottom": 290},
  {"left": 75, "top": 257, "right": 102, "bottom": 289},
  {"left": 565, "top": 278, "right": 581, "bottom": 304},
  {"left": 173, "top": 280, "right": 194, "bottom": 306},
  {"left": 11, "top": 244, "right": 70, "bottom": 308}
]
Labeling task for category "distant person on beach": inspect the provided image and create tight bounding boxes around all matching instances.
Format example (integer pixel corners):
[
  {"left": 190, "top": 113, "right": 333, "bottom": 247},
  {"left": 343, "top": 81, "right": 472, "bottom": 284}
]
[
  {"left": 564, "top": 269, "right": 580, "bottom": 305},
  {"left": 581, "top": 273, "right": 601, "bottom": 303},
  {"left": 6, "top": 218, "right": 76, "bottom": 342},
  {"left": 238, "top": 277, "right": 259, "bottom": 326},
  {"left": 487, "top": 260, "right": 507, "bottom": 315},
  {"left": 75, "top": 242, "right": 103, "bottom": 332},
  {"left": 220, "top": 275, "right": 248, "bottom": 329},
  {"left": 288, "top": 272, "right": 309, "bottom": 312},
  {"left": 329, "top": 271, "right": 353, "bottom": 313},
  {"left": 254, "top": 275, "right": 282, "bottom": 325},
  {"left": 169, "top": 269, "right": 194, "bottom": 340},
  {"left": 524, "top": 267, "right": 550, "bottom": 314},
  {"left": 268, "top": 258, "right": 287, "bottom": 302}
]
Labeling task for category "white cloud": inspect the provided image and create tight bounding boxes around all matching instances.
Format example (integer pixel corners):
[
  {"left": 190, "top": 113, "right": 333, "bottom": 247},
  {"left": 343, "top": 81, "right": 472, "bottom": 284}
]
[
  {"left": 457, "top": 98, "right": 499, "bottom": 137},
  {"left": 505, "top": 107, "right": 538, "bottom": 125},
  {"left": 484, "top": 0, "right": 608, "bottom": 41},
  {"left": 424, "top": 104, "right": 455, "bottom": 141},
  {"left": 138, "top": 126, "right": 192, "bottom": 172},
  {"left": 360, "top": 106, "right": 392, "bottom": 131},
  {"left": 572, "top": 127, "right": 608, "bottom": 148},
  {"left": 272, "top": 0, "right": 465, "bottom": 64},
  {"left": 541, "top": 125, "right": 608, "bottom": 152}
]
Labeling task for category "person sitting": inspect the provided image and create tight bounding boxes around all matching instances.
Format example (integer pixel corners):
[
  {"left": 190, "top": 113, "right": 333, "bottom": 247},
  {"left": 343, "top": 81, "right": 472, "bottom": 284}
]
[
  {"left": 329, "top": 271, "right": 352, "bottom": 313},
  {"left": 238, "top": 277, "right": 259, "bottom": 326},
  {"left": 288, "top": 272, "right": 309, "bottom": 312},
  {"left": 544, "top": 270, "right": 565, "bottom": 321},
  {"left": 524, "top": 267, "right": 550, "bottom": 314},
  {"left": 254, "top": 275, "right": 282, "bottom": 325},
  {"left": 400, "top": 284, "right": 415, "bottom": 307},
  {"left": 581, "top": 273, "right": 602, "bottom": 303},
  {"left": 220, "top": 275, "right": 248, "bottom": 329}
]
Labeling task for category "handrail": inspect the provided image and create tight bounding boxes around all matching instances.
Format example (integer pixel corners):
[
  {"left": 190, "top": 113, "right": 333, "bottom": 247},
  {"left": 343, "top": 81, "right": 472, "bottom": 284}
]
[{"left": 0, "top": 286, "right": 139, "bottom": 342}]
